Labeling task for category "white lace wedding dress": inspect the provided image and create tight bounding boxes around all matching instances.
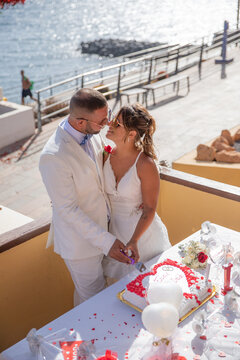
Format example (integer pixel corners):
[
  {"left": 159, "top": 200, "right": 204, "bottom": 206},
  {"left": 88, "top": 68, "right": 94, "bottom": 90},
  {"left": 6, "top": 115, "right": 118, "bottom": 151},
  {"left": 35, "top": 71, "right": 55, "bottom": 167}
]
[{"left": 103, "top": 152, "right": 171, "bottom": 279}]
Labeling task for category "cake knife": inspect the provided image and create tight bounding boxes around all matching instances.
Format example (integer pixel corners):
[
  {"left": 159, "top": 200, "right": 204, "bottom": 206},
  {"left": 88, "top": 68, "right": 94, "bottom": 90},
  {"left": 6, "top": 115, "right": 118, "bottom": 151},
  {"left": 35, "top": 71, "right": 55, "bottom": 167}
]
[{"left": 120, "top": 249, "right": 147, "bottom": 272}]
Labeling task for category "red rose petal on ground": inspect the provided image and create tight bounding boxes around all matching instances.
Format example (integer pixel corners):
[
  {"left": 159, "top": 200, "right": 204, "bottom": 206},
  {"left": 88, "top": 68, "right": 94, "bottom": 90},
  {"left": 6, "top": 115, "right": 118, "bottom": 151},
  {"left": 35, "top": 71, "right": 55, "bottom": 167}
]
[
  {"left": 132, "top": 314, "right": 135, "bottom": 317},
  {"left": 70, "top": 328, "right": 74, "bottom": 331},
  {"left": 92, "top": 328, "right": 95, "bottom": 331},
  {"left": 48, "top": 328, "right": 52, "bottom": 331},
  {"left": 224, "top": 335, "right": 227, "bottom": 338},
  {"left": 200, "top": 335, "right": 207, "bottom": 340},
  {"left": 124, "top": 322, "right": 127, "bottom": 325}
]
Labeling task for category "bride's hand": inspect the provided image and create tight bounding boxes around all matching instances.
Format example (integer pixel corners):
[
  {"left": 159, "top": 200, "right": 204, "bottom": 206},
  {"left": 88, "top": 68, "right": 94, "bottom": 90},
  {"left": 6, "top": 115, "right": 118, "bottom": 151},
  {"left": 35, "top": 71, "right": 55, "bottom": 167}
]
[{"left": 125, "top": 240, "right": 140, "bottom": 263}]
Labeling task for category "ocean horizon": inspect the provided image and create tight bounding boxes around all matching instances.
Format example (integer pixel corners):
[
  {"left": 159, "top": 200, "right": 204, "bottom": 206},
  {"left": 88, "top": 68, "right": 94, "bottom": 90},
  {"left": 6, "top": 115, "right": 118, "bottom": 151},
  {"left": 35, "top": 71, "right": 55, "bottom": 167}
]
[{"left": 0, "top": 0, "right": 238, "bottom": 103}]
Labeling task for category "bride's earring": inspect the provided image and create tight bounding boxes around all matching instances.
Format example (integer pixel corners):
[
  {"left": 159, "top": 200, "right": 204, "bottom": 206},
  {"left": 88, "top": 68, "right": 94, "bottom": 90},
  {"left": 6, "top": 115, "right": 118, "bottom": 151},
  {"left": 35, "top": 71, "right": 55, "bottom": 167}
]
[{"left": 127, "top": 137, "right": 130, "bottom": 143}]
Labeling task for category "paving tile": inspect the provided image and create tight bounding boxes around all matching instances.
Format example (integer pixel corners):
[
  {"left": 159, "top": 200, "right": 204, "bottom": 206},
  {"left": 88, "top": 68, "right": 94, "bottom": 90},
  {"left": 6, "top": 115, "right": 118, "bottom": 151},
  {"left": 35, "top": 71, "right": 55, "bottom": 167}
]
[{"left": 0, "top": 49, "right": 240, "bottom": 219}]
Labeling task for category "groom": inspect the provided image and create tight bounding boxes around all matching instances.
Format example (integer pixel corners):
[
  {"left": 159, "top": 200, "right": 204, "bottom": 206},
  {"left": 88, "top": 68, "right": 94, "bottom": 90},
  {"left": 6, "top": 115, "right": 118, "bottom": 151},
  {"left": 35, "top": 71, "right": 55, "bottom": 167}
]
[{"left": 39, "top": 88, "right": 129, "bottom": 306}]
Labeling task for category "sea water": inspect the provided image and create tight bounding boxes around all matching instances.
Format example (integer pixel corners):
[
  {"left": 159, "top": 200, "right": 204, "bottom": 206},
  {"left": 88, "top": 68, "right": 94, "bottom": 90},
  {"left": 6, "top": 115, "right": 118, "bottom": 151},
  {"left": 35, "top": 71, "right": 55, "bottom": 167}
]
[{"left": 0, "top": 0, "right": 237, "bottom": 103}]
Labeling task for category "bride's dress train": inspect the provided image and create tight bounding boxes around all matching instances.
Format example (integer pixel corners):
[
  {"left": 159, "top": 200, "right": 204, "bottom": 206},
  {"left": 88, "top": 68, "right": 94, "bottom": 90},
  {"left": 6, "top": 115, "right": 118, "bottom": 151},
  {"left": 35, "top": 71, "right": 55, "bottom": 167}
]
[{"left": 103, "top": 152, "right": 171, "bottom": 279}]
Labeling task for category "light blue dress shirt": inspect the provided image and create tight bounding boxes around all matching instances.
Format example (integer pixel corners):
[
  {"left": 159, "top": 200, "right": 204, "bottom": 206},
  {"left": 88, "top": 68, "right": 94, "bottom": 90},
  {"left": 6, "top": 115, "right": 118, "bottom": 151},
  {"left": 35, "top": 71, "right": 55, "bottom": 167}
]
[{"left": 60, "top": 117, "right": 95, "bottom": 162}]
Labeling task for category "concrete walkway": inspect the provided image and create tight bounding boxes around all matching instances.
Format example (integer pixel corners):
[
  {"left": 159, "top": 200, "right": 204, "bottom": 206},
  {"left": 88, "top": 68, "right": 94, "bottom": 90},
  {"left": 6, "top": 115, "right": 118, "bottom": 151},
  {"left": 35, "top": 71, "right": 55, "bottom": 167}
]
[{"left": 0, "top": 47, "right": 240, "bottom": 219}]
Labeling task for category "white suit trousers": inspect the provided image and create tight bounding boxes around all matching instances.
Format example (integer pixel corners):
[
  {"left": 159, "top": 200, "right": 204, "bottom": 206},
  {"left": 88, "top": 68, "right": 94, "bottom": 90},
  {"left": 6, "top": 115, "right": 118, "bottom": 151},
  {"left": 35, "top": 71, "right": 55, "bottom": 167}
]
[{"left": 64, "top": 255, "right": 105, "bottom": 306}]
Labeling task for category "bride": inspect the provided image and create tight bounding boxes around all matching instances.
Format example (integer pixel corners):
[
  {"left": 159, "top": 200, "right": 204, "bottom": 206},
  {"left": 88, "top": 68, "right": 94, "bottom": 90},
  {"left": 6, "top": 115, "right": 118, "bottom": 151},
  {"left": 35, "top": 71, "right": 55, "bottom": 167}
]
[{"left": 103, "top": 103, "right": 171, "bottom": 280}]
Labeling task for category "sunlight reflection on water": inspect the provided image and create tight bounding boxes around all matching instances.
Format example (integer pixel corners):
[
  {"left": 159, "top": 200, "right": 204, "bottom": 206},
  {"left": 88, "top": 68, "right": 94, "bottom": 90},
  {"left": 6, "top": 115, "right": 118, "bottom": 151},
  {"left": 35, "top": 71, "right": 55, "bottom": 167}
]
[{"left": 0, "top": 0, "right": 237, "bottom": 102}]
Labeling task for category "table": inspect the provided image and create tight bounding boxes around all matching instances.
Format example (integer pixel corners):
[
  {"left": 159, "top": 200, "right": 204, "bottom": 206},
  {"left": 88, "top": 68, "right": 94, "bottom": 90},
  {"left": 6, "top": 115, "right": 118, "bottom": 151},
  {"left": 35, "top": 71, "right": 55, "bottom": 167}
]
[{"left": 2, "top": 224, "right": 240, "bottom": 360}]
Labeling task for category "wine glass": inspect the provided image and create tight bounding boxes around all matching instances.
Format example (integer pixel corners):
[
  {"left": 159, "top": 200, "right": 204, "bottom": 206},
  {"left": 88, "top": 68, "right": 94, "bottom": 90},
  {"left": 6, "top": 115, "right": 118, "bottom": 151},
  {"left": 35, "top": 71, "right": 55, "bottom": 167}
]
[{"left": 200, "top": 221, "right": 217, "bottom": 247}]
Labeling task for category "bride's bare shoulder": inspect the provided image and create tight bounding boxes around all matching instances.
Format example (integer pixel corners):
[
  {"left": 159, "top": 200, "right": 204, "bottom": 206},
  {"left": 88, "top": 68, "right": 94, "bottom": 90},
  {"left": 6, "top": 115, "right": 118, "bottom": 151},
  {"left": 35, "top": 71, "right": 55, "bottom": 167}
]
[{"left": 137, "top": 153, "right": 158, "bottom": 176}]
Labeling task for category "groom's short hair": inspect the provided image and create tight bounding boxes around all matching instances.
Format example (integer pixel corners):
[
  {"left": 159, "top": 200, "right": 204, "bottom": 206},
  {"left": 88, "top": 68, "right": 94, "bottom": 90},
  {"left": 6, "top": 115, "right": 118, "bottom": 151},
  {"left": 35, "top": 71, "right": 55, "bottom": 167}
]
[{"left": 70, "top": 88, "right": 107, "bottom": 113}]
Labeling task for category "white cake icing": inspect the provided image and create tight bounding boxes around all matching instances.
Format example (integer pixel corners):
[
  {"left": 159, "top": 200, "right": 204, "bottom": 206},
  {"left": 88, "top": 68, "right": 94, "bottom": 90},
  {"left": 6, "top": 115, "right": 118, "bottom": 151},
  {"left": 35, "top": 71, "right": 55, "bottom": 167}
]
[{"left": 123, "top": 258, "right": 213, "bottom": 319}]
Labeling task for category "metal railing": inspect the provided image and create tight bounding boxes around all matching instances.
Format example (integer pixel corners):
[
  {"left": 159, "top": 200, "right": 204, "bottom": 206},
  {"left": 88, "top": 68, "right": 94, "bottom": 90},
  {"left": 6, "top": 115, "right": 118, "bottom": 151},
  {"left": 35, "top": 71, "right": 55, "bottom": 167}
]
[{"left": 36, "top": 24, "right": 240, "bottom": 132}]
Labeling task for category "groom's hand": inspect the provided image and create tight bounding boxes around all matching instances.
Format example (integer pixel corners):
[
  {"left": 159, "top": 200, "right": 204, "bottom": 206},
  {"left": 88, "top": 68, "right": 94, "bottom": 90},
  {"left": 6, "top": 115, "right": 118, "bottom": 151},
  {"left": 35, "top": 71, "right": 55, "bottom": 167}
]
[{"left": 108, "top": 239, "right": 131, "bottom": 264}]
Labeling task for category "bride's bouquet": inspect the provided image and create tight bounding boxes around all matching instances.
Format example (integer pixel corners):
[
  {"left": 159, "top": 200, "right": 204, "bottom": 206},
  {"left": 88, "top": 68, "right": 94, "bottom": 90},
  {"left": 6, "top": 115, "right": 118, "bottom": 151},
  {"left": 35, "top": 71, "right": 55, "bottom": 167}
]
[{"left": 179, "top": 240, "right": 208, "bottom": 269}]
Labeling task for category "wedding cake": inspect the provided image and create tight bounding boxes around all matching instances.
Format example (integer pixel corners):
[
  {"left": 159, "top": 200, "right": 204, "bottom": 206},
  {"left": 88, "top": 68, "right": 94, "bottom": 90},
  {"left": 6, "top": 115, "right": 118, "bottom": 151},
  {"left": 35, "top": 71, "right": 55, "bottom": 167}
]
[{"left": 123, "top": 258, "right": 213, "bottom": 319}]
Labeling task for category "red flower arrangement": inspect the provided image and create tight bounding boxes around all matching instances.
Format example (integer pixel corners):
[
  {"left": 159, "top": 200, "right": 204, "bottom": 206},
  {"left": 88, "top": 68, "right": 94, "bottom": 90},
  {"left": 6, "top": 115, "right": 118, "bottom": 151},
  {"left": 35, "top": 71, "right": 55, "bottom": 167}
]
[
  {"left": 179, "top": 240, "right": 209, "bottom": 269},
  {"left": 198, "top": 251, "right": 208, "bottom": 263},
  {"left": 0, "top": 0, "right": 25, "bottom": 8}
]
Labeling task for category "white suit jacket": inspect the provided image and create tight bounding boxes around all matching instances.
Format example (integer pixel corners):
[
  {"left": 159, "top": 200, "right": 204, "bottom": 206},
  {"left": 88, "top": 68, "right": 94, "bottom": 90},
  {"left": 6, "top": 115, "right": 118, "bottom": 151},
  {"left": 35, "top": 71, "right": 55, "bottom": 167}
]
[{"left": 39, "top": 125, "right": 115, "bottom": 260}]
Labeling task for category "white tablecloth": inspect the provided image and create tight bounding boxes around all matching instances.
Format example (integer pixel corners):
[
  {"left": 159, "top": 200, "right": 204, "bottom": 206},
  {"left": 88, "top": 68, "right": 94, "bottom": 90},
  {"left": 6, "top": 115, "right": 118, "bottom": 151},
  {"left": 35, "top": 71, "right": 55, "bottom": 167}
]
[{"left": 2, "top": 224, "right": 240, "bottom": 360}]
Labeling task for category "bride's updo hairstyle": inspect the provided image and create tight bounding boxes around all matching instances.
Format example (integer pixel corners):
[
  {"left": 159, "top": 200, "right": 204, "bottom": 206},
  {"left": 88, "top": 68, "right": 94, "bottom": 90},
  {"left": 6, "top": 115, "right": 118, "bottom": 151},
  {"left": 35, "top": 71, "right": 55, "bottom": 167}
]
[{"left": 118, "top": 103, "right": 157, "bottom": 160}]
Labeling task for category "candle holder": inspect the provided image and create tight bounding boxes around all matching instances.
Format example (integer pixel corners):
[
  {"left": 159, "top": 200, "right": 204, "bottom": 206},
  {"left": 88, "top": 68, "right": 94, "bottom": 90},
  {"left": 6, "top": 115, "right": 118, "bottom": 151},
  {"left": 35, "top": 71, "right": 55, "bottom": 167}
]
[{"left": 222, "top": 263, "right": 233, "bottom": 294}]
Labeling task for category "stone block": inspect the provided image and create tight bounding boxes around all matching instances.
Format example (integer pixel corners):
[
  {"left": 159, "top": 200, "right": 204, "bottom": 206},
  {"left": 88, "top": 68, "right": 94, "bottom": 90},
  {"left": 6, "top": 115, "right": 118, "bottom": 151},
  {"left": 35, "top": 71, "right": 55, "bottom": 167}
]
[
  {"left": 196, "top": 144, "right": 216, "bottom": 161},
  {"left": 215, "top": 150, "right": 240, "bottom": 163},
  {"left": 221, "top": 129, "right": 234, "bottom": 146}
]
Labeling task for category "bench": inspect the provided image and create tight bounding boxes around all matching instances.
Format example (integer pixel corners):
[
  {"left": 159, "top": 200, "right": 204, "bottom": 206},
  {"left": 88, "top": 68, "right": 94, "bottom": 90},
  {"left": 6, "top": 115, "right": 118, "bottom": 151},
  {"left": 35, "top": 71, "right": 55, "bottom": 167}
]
[
  {"left": 120, "top": 88, "right": 147, "bottom": 107},
  {"left": 143, "top": 74, "right": 190, "bottom": 106}
]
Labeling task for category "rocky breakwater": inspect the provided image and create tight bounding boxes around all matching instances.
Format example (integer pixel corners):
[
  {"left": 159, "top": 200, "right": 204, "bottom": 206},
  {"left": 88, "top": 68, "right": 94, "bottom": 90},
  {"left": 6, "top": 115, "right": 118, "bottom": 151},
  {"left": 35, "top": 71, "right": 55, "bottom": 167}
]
[
  {"left": 79, "top": 38, "right": 162, "bottom": 57},
  {"left": 196, "top": 128, "right": 240, "bottom": 163}
]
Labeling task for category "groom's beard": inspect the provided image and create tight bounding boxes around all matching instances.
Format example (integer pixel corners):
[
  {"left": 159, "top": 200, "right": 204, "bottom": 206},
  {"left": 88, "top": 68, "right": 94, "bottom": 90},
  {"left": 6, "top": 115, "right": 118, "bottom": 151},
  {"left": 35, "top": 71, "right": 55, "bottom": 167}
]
[{"left": 86, "top": 122, "right": 104, "bottom": 135}]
